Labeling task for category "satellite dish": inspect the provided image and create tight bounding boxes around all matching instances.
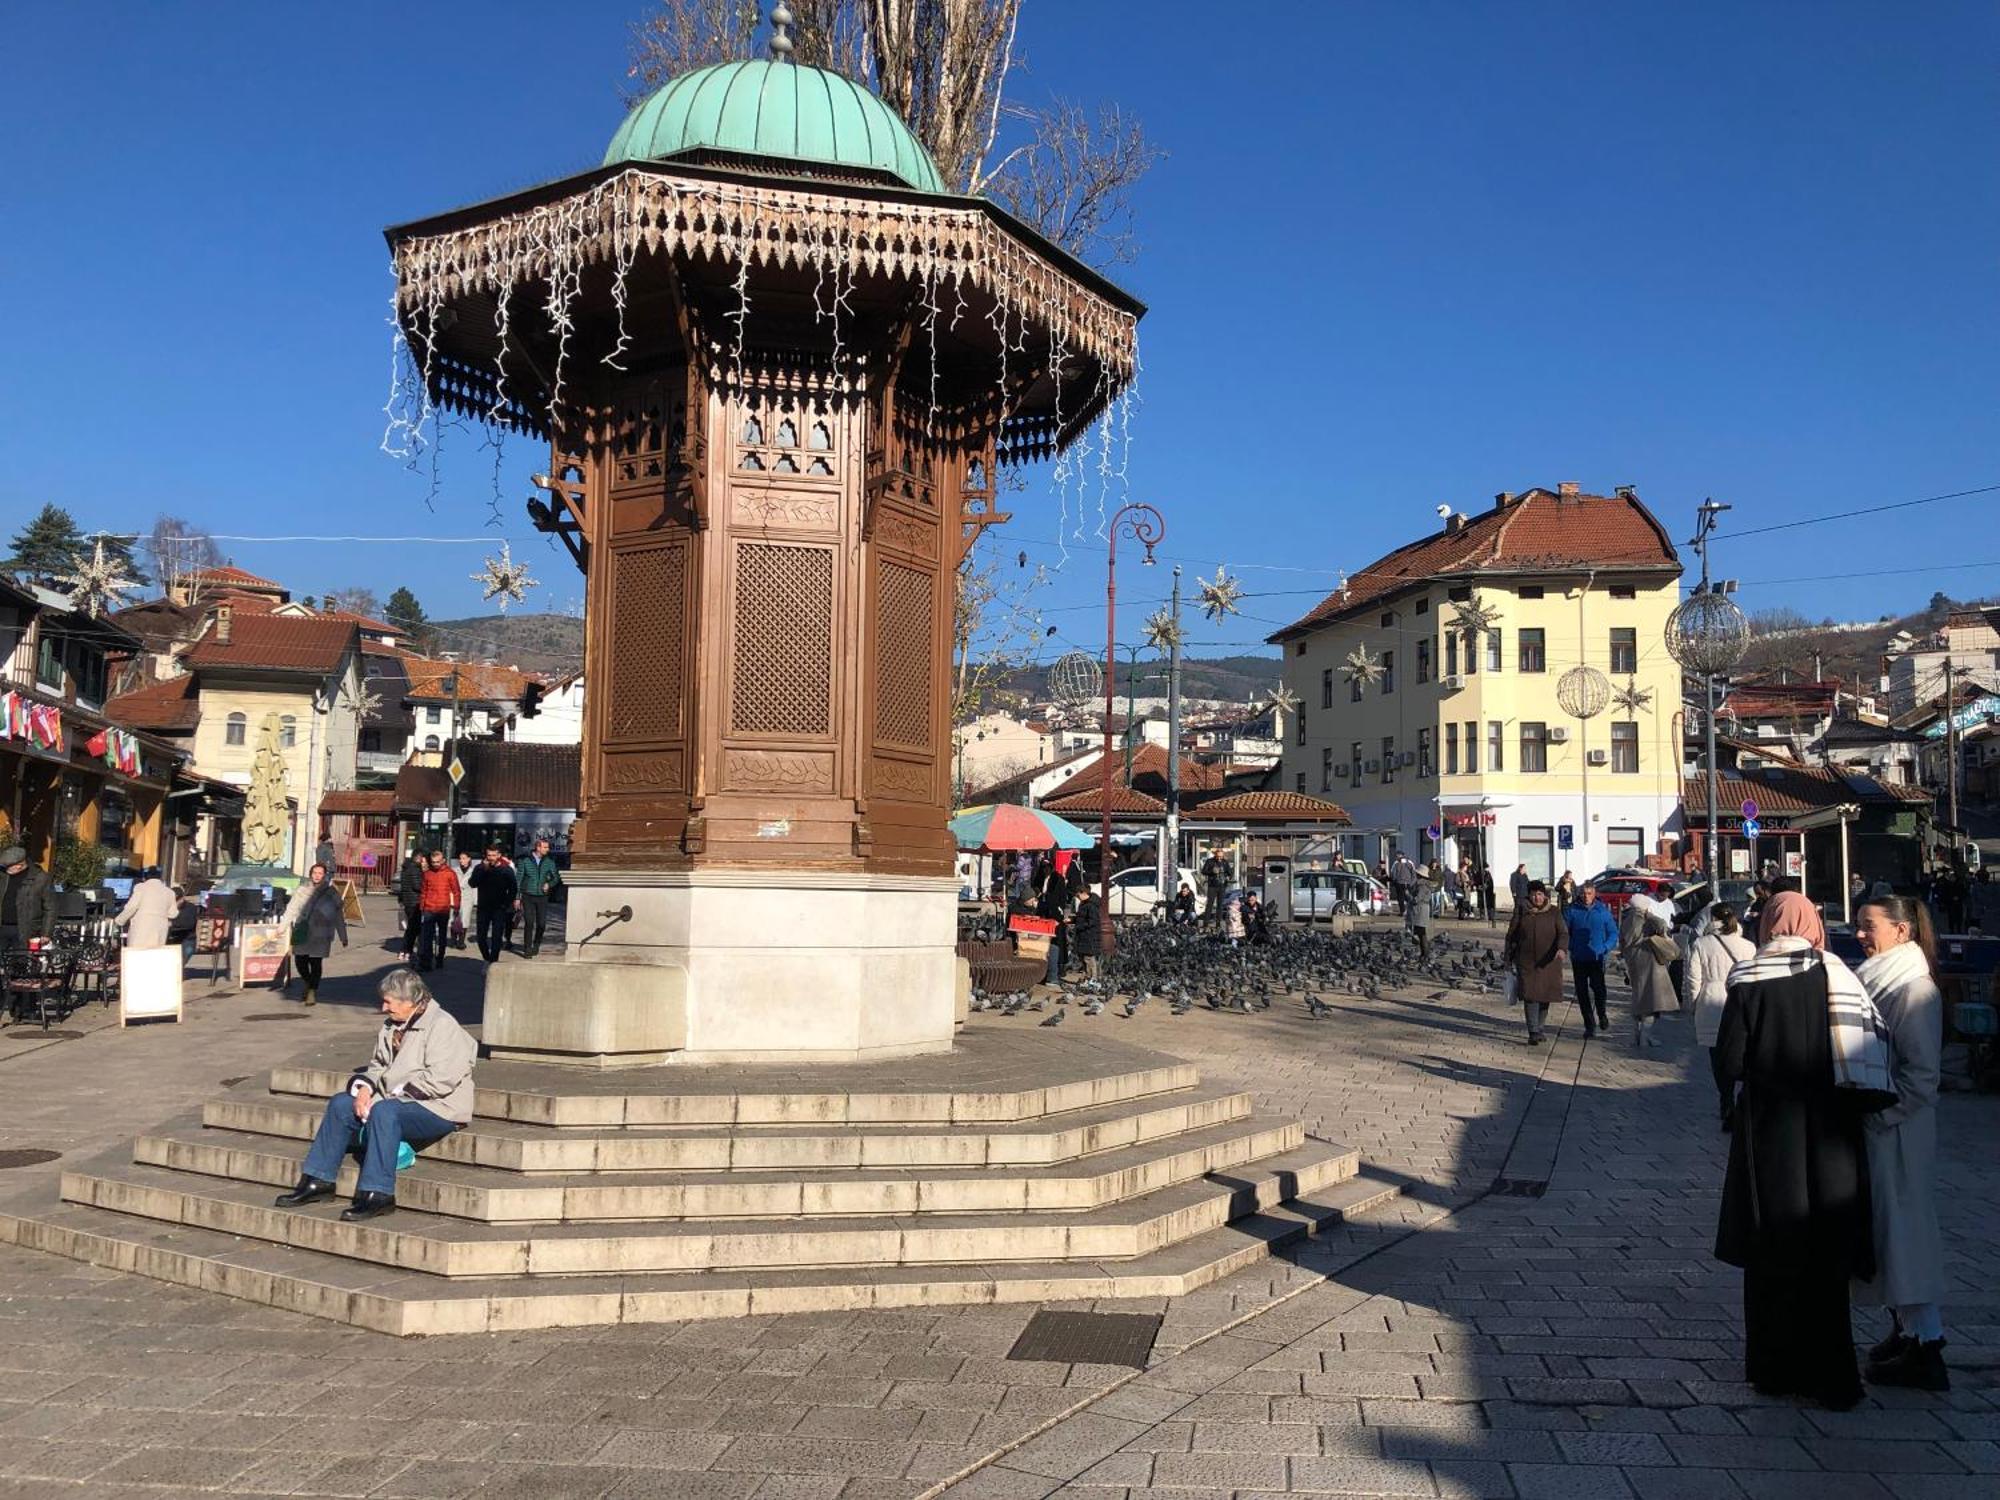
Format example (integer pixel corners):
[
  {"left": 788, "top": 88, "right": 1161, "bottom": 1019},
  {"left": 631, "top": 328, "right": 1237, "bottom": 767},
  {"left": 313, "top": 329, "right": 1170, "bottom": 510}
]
[{"left": 1048, "top": 651, "right": 1104, "bottom": 705}]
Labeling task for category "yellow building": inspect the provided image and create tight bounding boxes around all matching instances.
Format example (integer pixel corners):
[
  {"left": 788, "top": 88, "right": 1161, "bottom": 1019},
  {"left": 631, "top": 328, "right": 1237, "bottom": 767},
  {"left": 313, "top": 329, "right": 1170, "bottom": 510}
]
[{"left": 1269, "top": 485, "right": 1684, "bottom": 900}]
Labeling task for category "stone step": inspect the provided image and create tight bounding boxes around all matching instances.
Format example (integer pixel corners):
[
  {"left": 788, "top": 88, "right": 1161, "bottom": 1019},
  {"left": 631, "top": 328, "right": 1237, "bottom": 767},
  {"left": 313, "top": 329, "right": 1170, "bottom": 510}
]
[
  {"left": 59, "top": 1141, "right": 1359, "bottom": 1277},
  {"left": 201, "top": 1084, "right": 1254, "bottom": 1172},
  {"left": 265, "top": 1027, "right": 1197, "bottom": 1126},
  {"left": 133, "top": 1114, "right": 1306, "bottom": 1222},
  {"left": 2, "top": 1169, "right": 1405, "bottom": 1335}
]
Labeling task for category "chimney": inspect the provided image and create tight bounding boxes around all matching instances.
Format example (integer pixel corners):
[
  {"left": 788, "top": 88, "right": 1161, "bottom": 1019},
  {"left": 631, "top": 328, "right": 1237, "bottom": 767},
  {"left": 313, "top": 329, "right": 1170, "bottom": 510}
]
[
  {"left": 1557, "top": 481, "right": 1581, "bottom": 501},
  {"left": 1493, "top": 491, "right": 1514, "bottom": 510},
  {"left": 216, "top": 604, "right": 232, "bottom": 645},
  {"left": 1446, "top": 513, "right": 1466, "bottom": 533}
]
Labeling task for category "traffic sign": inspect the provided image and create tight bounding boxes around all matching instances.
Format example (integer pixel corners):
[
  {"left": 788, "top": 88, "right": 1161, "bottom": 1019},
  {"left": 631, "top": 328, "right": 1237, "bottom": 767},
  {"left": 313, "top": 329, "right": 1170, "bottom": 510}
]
[
  {"left": 1425, "top": 823, "right": 1441, "bottom": 841},
  {"left": 1741, "top": 818, "right": 1761, "bottom": 841},
  {"left": 1740, "top": 799, "right": 1759, "bottom": 821},
  {"left": 1557, "top": 825, "right": 1574, "bottom": 850},
  {"left": 447, "top": 757, "right": 467, "bottom": 787}
]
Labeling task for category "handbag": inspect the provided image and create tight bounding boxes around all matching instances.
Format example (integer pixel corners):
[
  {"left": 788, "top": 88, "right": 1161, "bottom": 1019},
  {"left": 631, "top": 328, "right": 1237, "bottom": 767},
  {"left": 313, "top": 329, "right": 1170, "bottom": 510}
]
[
  {"left": 1643, "top": 934, "right": 1679, "bottom": 964},
  {"left": 1502, "top": 971, "right": 1519, "bottom": 1005}
]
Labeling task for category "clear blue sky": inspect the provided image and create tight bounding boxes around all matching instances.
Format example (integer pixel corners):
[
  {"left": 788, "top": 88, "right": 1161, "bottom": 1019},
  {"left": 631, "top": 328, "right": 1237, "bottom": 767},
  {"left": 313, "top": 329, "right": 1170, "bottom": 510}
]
[{"left": 3, "top": 1, "right": 1994, "bottom": 662}]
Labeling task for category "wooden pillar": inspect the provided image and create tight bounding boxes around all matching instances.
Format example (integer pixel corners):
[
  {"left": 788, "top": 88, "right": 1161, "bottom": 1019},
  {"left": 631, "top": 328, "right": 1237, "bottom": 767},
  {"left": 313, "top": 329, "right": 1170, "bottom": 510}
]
[{"left": 131, "top": 787, "right": 164, "bottom": 864}]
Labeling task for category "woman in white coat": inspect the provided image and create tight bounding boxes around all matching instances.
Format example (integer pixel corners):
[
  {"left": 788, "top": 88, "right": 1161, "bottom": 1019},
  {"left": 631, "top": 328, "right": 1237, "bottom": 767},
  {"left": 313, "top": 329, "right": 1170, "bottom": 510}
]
[
  {"left": 115, "top": 868, "right": 178, "bottom": 949},
  {"left": 1684, "top": 902, "right": 1756, "bottom": 1126},
  {"left": 1620, "top": 895, "right": 1680, "bottom": 1048},
  {"left": 1852, "top": 893, "right": 1949, "bottom": 1391}
]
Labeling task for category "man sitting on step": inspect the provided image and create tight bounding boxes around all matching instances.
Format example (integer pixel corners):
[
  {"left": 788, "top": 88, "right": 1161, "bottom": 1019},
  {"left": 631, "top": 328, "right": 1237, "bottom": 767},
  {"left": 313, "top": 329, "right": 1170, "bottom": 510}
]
[{"left": 275, "top": 968, "right": 477, "bottom": 1222}]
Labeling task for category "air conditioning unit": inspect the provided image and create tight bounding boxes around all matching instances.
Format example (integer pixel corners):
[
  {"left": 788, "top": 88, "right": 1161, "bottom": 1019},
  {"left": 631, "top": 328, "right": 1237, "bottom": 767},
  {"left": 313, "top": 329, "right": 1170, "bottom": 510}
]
[
  {"left": 1587, "top": 749, "right": 1608, "bottom": 766},
  {"left": 1399, "top": 752, "right": 1416, "bottom": 767},
  {"left": 1336, "top": 765, "right": 1349, "bottom": 777},
  {"left": 1548, "top": 727, "right": 1569, "bottom": 744},
  {"left": 1365, "top": 759, "right": 1380, "bottom": 773},
  {"left": 1439, "top": 674, "right": 1463, "bottom": 691}
]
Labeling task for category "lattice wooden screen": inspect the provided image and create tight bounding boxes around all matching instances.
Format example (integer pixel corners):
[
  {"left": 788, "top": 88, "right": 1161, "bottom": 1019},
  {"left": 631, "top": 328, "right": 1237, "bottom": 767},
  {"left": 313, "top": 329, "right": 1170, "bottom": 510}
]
[
  {"left": 607, "top": 544, "right": 686, "bottom": 741},
  {"left": 731, "top": 542, "right": 833, "bottom": 737},
  {"left": 874, "top": 561, "right": 934, "bottom": 750}
]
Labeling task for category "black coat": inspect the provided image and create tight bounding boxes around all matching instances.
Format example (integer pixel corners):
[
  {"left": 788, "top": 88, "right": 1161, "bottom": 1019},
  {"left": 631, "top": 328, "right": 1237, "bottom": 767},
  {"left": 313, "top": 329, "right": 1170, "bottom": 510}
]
[
  {"left": 1071, "top": 903, "right": 1102, "bottom": 957},
  {"left": 397, "top": 857, "right": 425, "bottom": 912},
  {"left": 468, "top": 862, "right": 518, "bottom": 910},
  {"left": 0, "top": 864, "right": 56, "bottom": 940},
  {"left": 291, "top": 882, "right": 348, "bottom": 959},
  {"left": 1714, "top": 963, "right": 1874, "bottom": 1277}
]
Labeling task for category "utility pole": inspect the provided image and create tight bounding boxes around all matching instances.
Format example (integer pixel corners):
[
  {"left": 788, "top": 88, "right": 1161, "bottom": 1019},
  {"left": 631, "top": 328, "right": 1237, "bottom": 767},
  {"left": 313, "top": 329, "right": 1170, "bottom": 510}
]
[
  {"left": 1164, "top": 566, "right": 1184, "bottom": 890},
  {"left": 1944, "top": 658, "right": 1960, "bottom": 852},
  {"left": 445, "top": 671, "right": 462, "bottom": 858}
]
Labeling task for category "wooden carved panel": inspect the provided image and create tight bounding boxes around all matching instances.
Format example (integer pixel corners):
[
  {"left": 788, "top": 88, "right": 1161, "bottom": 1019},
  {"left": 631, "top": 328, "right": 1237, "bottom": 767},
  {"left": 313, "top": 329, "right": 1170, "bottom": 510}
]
[
  {"left": 873, "top": 559, "right": 933, "bottom": 751},
  {"left": 606, "top": 542, "right": 686, "bottom": 743},
  {"left": 603, "top": 751, "right": 685, "bottom": 792},
  {"left": 732, "top": 491, "right": 838, "bottom": 531},
  {"left": 872, "top": 505, "right": 934, "bottom": 559},
  {"left": 723, "top": 749, "right": 835, "bottom": 795},
  {"left": 729, "top": 542, "right": 833, "bottom": 738},
  {"left": 871, "top": 757, "right": 931, "bottom": 801}
]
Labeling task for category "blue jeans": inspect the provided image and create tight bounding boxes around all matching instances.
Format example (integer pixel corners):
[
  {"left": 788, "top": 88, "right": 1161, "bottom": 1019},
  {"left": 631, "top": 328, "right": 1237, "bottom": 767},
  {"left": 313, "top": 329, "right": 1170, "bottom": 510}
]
[{"left": 301, "top": 1092, "right": 455, "bottom": 1196}]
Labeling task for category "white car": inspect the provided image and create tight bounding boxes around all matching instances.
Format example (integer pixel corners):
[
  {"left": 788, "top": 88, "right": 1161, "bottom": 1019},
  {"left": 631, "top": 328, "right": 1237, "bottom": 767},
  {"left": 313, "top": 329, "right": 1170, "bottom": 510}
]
[
  {"left": 1105, "top": 864, "right": 1202, "bottom": 919},
  {"left": 1290, "top": 869, "right": 1391, "bottom": 919}
]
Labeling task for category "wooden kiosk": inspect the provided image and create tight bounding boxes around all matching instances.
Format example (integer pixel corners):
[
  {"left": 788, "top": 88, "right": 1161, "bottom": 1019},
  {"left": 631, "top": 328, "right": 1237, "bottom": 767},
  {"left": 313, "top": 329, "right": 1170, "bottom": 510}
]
[{"left": 386, "top": 43, "right": 1140, "bottom": 1063}]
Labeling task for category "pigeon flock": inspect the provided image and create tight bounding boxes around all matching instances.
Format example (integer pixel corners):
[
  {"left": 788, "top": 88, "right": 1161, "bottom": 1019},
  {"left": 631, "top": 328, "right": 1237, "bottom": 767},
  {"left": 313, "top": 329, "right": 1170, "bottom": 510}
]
[{"left": 966, "top": 921, "right": 1522, "bottom": 1026}]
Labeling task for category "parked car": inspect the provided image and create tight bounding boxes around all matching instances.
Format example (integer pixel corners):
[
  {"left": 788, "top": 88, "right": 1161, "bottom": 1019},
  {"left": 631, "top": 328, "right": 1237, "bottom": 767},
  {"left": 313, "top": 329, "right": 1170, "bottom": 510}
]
[
  {"left": 1291, "top": 869, "right": 1391, "bottom": 920},
  {"left": 1585, "top": 869, "right": 1682, "bottom": 917},
  {"left": 1106, "top": 864, "right": 1201, "bottom": 919}
]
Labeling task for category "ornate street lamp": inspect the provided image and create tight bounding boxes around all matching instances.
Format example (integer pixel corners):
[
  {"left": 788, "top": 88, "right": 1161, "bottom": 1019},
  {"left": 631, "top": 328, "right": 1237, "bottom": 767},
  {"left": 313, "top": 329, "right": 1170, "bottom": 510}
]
[
  {"left": 1101, "top": 503, "right": 1165, "bottom": 955},
  {"left": 1665, "top": 501, "right": 1750, "bottom": 881}
]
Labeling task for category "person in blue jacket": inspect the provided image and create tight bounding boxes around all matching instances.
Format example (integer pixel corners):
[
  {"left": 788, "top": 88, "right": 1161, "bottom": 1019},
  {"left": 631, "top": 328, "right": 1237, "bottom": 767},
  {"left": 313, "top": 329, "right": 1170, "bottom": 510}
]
[{"left": 1564, "top": 882, "right": 1620, "bottom": 1037}]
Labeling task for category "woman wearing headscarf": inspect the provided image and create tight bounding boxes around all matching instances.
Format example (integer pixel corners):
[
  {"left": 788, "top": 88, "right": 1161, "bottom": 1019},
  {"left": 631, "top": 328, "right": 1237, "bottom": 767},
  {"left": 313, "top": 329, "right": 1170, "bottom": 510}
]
[
  {"left": 1851, "top": 894, "right": 1949, "bottom": 1391},
  {"left": 1619, "top": 894, "right": 1679, "bottom": 1048},
  {"left": 1503, "top": 880, "right": 1565, "bottom": 1046},
  {"left": 1712, "top": 890, "right": 1879, "bottom": 1410}
]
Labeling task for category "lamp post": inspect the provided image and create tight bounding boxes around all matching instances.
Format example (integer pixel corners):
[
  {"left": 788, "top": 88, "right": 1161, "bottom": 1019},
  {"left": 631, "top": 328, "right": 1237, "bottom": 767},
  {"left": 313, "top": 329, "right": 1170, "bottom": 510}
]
[
  {"left": 1665, "top": 500, "right": 1749, "bottom": 884},
  {"left": 1102, "top": 503, "right": 1165, "bottom": 957}
]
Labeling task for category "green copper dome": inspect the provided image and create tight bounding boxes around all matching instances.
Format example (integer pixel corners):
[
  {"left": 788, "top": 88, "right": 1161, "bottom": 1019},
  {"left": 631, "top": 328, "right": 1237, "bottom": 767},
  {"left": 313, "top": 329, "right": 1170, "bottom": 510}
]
[{"left": 604, "top": 59, "right": 945, "bottom": 194}]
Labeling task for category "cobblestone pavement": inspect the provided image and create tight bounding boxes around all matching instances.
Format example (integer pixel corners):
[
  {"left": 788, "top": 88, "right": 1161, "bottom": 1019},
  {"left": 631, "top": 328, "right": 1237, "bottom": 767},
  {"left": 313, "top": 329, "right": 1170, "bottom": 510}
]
[{"left": 0, "top": 906, "right": 1991, "bottom": 1498}]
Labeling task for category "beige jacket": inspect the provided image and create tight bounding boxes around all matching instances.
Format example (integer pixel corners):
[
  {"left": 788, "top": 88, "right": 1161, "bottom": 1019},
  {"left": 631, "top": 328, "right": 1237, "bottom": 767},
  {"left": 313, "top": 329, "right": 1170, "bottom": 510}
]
[
  {"left": 351, "top": 1003, "right": 478, "bottom": 1125},
  {"left": 116, "top": 878, "right": 178, "bottom": 949}
]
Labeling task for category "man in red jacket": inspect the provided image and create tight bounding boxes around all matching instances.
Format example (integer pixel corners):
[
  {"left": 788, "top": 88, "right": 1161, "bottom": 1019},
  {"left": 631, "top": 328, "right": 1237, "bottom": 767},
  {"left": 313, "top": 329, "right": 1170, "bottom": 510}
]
[{"left": 414, "top": 850, "right": 460, "bottom": 972}]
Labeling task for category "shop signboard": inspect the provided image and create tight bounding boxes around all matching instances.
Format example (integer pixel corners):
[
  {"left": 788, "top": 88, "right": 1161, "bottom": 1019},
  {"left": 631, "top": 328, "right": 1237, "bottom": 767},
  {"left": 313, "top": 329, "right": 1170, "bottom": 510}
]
[
  {"left": 120, "top": 947, "right": 184, "bottom": 1026},
  {"left": 236, "top": 923, "right": 289, "bottom": 985}
]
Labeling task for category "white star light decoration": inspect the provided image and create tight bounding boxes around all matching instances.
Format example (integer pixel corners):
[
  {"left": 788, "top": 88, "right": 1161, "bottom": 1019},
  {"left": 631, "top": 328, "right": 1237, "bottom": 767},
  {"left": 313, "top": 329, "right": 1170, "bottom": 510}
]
[
  {"left": 1612, "top": 679, "right": 1655, "bottom": 715},
  {"left": 1143, "top": 607, "right": 1182, "bottom": 653},
  {"left": 1343, "top": 644, "right": 1385, "bottom": 686},
  {"left": 1266, "top": 684, "right": 1302, "bottom": 716},
  {"left": 56, "top": 538, "right": 136, "bottom": 618},
  {"left": 1197, "top": 566, "right": 1244, "bottom": 621},
  {"left": 471, "top": 543, "right": 536, "bottom": 612},
  {"left": 1448, "top": 594, "right": 1501, "bottom": 638},
  {"left": 340, "top": 681, "right": 385, "bottom": 720}
]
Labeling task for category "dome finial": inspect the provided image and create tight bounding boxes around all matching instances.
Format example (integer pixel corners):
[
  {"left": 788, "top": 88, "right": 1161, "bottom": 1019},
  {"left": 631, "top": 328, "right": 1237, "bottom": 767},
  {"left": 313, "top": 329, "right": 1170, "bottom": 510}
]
[{"left": 769, "top": 3, "right": 795, "bottom": 61}]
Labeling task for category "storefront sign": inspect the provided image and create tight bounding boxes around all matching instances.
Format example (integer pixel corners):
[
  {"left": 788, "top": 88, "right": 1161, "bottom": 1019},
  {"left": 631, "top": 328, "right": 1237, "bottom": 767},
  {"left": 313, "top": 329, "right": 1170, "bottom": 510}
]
[
  {"left": 120, "top": 947, "right": 184, "bottom": 1026},
  {"left": 195, "top": 913, "right": 232, "bottom": 955},
  {"left": 1784, "top": 851, "right": 1803, "bottom": 878},
  {"left": 236, "top": 923, "right": 289, "bottom": 985}
]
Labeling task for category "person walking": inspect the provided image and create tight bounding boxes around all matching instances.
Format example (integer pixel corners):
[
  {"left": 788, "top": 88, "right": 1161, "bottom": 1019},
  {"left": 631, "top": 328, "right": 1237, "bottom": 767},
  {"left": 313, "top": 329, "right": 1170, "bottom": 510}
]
[
  {"left": 1505, "top": 880, "right": 1565, "bottom": 1045},
  {"left": 1621, "top": 894, "right": 1679, "bottom": 1048},
  {"left": 1200, "top": 851, "right": 1228, "bottom": 930},
  {"left": 452, "top": 850, "right": 476, "bottom": 948},
  {"left": 314, "top": 834, "right": 337, "bottom": 881},
  {"left": 1508, "top": 862, "right": 1530, "bottom": 913},
  {"left": 1685, "top": 903, "right": 1757, "bottom": 1126},
  {"left": 515, "top": 837, "right": 562, "bottom": 958},
  {"left": 1478, "top": 865, "right": 1496, "bottom": 927},
  {"left": 1389, "top": 851, "right": 1418, "bottom": 915},
  {"left": 1713, "top": 890, "right": 1881, "bottom": 1410},
  {"left": 415, "top": 850, "right": 459, "bottom": 971},
  {"left": 1851, "top": 894, "right": 1950, "bottom": 1391},
  {"left": 114, "top": 867, "right": 177, "bottom": 950},
  {"left": 1036, "top": 866, "right": 1068, "bottom": 984},
  {"left": 396, "top": 846, "right": 425, "bottom": 962},
  {"left": 1563, "top": 882, "right": 1619, "bottom": 1037},
  {"left": 1555, "top": 870, "right": 1576, "bottom": 911},
  {"left": 1404, "top": 867, "right": 1434, "bottom": 961},
  {"left": 288, "top": 863, "right": 348, "bottom": 1007},
  {"left": 468, "top": 847, "right": 518, "bottom": 963}
]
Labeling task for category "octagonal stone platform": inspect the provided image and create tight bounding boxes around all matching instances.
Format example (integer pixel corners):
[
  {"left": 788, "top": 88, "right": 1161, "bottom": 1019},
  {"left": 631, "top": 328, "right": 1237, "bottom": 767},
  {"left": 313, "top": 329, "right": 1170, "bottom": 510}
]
[{"left": 0, "top": 1025, "right": 1400, "bottom": 1335}]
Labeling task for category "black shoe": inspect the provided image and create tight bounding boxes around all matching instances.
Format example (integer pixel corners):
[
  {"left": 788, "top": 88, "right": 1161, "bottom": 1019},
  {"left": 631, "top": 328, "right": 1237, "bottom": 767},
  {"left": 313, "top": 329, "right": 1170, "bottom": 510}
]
[
  {"left": 1867, "top": 1325, "right": 1911, "bottom": 1365},
  {"left": 275, "top": 1176, "right": 335, "bottom": 1208},
  {"left": 1867, "top": 1338, "right": 1949, "bottom": 1392},
  {"left": 340, "top": 1192, "right": 397, "bottom": 1223}
]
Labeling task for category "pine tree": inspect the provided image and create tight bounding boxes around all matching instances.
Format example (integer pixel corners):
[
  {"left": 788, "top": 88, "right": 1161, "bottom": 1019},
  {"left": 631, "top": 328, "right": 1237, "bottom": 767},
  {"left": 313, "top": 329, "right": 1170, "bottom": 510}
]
[
  {"left": 2, "top": 504, "right": 86, "bottom": 583},
  {"left": 385, "top": 586, "right": 428, "bottom": 635}
]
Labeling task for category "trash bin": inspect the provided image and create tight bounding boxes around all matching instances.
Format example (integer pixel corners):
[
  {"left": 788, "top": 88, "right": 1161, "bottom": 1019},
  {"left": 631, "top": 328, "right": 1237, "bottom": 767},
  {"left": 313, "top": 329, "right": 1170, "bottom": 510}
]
[{"left": 1263, "top": 859, "right": 1291, "bottom": 924}]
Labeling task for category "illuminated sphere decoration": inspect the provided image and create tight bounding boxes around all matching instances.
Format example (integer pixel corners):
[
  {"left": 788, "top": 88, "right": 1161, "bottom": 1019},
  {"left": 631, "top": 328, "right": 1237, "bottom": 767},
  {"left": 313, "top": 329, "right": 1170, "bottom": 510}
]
[
  {"left": 1665, "top": 587, "right": 1751, "bottom": 676},
  {"left": 1049, "top": 650, "right": 1104, "bottom": 705},
  {"left": 1556, "top": 664, "right": 1612, "bottom": 721}
]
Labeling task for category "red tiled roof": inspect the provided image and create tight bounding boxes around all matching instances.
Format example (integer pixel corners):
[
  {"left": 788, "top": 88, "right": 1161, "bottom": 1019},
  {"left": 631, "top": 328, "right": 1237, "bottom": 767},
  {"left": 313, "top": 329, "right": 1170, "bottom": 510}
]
[
  {"left": 967, "top": 745, "right": 1100, "bottom": 803},
  {"left": 1122, "top": 740, "right": 1227, "bottom": 794},
  {"left": 191, "top": 565, "right": 285, "bottom": 592},
  {"left": 184, "top": 615, "right": 359, "bottom": 674},
  {"left": 104, "top": 675, "right": 199, "bottom": 733},
  {"left": 1187, "top": 790, "right": 1352, "bottom": 823},
  {"left": 1681, "top": 767, "right": 1932, "bottom": 821},
  {"left": 405, "top": 660, "right": 532, "bottom": 701},
  {"left": 321, "top": 608, "right": 405, "bottom": 636},
  {"left": 318, "top": 789, "right": 396, "bottom": 816},
  {"left": 1270, "top": 488, "right": 1680, "bottom": 642},
  {"left": 1040, "top": 783, "right": 1167, "bottom": 815}
]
